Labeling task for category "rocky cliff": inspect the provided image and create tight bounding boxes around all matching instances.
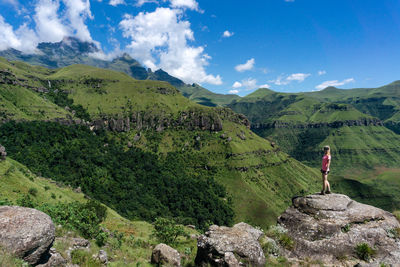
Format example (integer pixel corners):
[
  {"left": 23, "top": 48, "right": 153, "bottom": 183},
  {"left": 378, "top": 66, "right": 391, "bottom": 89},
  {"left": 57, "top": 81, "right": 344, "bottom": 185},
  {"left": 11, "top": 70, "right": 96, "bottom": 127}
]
[{"left": 278, "top": 193, "right": 400, "bottom": 266}]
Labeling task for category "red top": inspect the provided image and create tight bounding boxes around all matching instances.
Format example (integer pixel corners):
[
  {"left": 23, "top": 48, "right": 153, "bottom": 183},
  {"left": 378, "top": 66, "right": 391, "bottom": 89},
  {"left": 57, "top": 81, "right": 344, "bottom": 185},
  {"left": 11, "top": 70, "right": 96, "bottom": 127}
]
[{"left": 321, "top": 155, "right": 331, "bottom": 171}]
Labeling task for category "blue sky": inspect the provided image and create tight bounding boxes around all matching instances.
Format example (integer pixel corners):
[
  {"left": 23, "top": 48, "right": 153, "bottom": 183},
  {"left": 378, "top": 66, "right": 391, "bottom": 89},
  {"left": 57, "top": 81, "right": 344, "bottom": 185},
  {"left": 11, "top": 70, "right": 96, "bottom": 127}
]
[{"left": 0, "top": 0, "right": 399, "bottom": 95}]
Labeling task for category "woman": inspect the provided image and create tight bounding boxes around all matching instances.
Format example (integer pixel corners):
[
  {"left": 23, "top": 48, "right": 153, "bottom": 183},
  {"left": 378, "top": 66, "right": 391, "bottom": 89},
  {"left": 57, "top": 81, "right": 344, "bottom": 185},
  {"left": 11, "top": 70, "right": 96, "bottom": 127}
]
[{"left": 321, "top": 145, "right": 331, "bottom": 195}]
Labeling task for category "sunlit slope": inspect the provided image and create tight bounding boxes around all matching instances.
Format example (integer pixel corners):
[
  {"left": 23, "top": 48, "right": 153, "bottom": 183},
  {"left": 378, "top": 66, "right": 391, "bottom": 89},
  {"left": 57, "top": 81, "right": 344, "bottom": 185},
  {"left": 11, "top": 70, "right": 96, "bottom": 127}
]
[
  {"left": 229, "top": 88, "right": 400, "bottom": 172},
  {"left": 0, "top": 59, "right": 320, "bottom": 227},
  {"left": 0, "top": 58, "right": 72, "bottom": 121}
]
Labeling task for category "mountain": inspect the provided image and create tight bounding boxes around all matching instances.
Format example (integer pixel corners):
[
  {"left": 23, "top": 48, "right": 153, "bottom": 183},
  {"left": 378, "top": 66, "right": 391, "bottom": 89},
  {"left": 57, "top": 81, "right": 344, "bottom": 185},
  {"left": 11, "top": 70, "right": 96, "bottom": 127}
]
[
  {"left": 0, "top": 57, "right": 320, "bottom": 228},
  {"left": 0, "top": 37, "right": 238, "bottom": 107},
  {"left": 228, "top": 88, "right": 400, "bottom": 171}
]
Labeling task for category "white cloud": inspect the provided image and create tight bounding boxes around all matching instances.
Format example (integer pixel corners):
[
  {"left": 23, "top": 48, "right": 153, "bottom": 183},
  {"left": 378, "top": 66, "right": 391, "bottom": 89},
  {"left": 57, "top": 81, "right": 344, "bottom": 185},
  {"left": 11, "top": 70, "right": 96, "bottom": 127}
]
[
  {"left": 119, "top": 7, "right": 222, "bottom": 85},
  {"left": 259, "top": 84, "right": 270, "bottom": 88},
  {"left": 229, "top": 89, "right": 239, "bottom": 94},
  {"left": 109, "top": 0, "right": 125, "bottom": 6},
  {"left": 62, "top": 0, "right": 94, "bottom": 42},
  {"left": 34, "top": 0, "right": 69, "bottom": 42},
  {"left": 135, "top": 0, "right": 157, "bottom": 6},
  {"left": 315, "top": 78, "right": 355, "bottom": 90},
  {"left": 222, "top": 30, "right": 234, "bottom": 38},
  {"left": 232, "top": 81, "right": 242, "bottom": 88},
  {"left": 286, "top": 73, "right": 310, "bottom": 82},
  {"left": 170, "top": 0, "right": 199, "bottom": 10},
  {"left": 235, "top": 58, "right": 255, "bottom": 72},
  {"left": 271, "top": 72, "right": 310, "bottom": 85},
  {"left": 242, "top": 78, "right": 258, "bottom": 90},
  {"left": 318, "top": 70, "right": 327, "bottom": 76},
  {"left": 0, "top": 0, "right": 96, "bottom": 53}
]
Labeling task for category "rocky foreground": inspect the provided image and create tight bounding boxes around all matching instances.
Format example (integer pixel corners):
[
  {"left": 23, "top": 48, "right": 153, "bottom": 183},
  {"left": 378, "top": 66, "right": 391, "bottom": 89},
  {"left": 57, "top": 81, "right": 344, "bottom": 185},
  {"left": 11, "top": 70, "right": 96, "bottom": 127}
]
[
  {"left": 1, "top": 194, "right": 400, "bottom": 266},
  {"left": 279, "top": 193, "right": 400, "bottom": 266}
]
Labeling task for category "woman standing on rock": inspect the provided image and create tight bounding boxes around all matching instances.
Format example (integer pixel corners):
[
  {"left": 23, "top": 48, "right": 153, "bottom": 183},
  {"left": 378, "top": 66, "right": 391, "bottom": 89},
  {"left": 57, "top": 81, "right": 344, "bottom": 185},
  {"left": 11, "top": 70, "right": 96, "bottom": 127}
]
[{"left": 321, "top": 145, "right": 331, "bottom": 195}]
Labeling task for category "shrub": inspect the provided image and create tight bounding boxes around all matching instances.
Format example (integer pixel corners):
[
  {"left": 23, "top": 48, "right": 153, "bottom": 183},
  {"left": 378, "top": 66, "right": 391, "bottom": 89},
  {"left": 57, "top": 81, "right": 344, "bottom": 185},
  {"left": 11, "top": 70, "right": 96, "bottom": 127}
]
[
  {"left": 44, "top": 185, "right": 50, "bottom": 191},
  {"left": 71, "top": 249, "right": 101, "bottom": 266},
  {"left": 51, "top": 193, "right": 56, "bottom": 199},
  {"left": 38, "top": 200, "right": 107, "bottom": 240},
  {"left": 28, "top": 188, "right": 38, "bottom": 196},
  {"left": 153, "top": 217, "right": 189, "bottom": 245},
  {"left": 278, "top": 233, "right": 294, "bottom": 250},
  {"left": 16, "top": 194, "right": 35, "bottom": 208},
  {"left": 355, "top": 243, "right": 375, "bottom": 261},
  {"left": 95, "top": 231, "right": 108, "bottom": 247}
]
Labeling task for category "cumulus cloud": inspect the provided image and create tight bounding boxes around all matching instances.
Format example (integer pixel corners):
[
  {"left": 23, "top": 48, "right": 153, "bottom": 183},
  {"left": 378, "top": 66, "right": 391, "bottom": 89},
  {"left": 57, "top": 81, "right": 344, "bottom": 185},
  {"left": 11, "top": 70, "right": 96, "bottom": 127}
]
[
  {"left": 170, "top": 0, "right": 199, "bottom": 10},
  {"left": 271, "top": 73, "right": 310, "bottom": 85},
  {"left": 63, "top": 0, "right": 94, "bottom": 42},
  {"left": 315, "top": 78, "right": 355, "bottom": 90},
  {"left": 286, "top": 73, "right": 311, "bottom": 82},
  {"left": 232, "top": 81, "right": 242, "bottom": 88},
  {"left": 119, "top": 7, "right": 222, "bottom": 85},
  {"left": 222, "top": 30, "right": 234, "bottom": 38},
  {"left": 0, "top": 0, "right": 96, "bottom": 53},
  {"left": 318, "top": 70, "right": 327, "bottom": 76},
  {"left": 34, "top": 0, "right": 69, "bottom": 42},
  {"left": 109, "top": 0, "right": 125, "bottom": 6},
  {"left": 229, "top": 89, "right": 239, "bottom": 94},
  {"left": 235, "top": 58, "right": 255, "bottom": 72}
]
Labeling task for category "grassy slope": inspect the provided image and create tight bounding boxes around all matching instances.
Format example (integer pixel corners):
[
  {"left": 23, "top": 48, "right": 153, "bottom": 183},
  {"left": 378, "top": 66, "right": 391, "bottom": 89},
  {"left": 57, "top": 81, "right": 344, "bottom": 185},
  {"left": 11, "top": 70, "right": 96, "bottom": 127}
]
[
  {"left": 229, "top": 89, "right": 400, "bottom": 172},
  {"left": 0, "top": 58, "right": 72, "bottom": 121},
  {"left": 0, "top": 157, "right": 167, "bottom": 266},
  {"left": 1, "top": 59, "right": 320, "bottom": 228},
  {"left": 179, "top": 83, "right": 240, "bottom": 107}
]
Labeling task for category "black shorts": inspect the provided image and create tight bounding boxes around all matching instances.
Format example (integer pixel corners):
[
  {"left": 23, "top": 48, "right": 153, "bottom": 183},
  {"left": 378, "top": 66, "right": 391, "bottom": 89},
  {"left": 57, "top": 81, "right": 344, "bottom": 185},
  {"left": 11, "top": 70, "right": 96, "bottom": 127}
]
[{"left": 321, "top": 169, "right": 330, "bottom": 175}]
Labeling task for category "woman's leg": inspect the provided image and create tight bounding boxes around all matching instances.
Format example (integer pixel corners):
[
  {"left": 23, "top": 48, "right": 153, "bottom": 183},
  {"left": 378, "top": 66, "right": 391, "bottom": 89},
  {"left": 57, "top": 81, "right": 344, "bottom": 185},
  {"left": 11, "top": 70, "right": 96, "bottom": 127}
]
[
  {"left": 325, "top": 174, "right": 331, "bottom": 192},
  {"left": 321, "top": 173, "right": 326, "bottom": 194}
]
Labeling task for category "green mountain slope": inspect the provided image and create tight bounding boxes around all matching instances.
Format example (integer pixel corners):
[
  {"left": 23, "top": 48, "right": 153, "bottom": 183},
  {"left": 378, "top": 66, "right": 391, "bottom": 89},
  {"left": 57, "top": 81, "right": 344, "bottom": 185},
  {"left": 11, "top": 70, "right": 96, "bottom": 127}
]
[
  {"left": 0, "top": 57, "right": 320, "bottom": 228},
  {"left": 228, "top": 89, "right": 400, "bottom": 171},
  {"left": 0, "top": 37, "right": 239, "bottom": 107}
]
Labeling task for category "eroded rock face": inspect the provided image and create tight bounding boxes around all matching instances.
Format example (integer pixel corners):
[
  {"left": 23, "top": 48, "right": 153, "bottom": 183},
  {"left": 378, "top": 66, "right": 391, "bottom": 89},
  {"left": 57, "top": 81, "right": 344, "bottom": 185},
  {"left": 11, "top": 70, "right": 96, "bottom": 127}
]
[
  {"left": 0, "top": 206, "right": 55, "bottom": 265},
  {"left": 0, "top": 144, "right": 6, "bottom": 160},
  {"left": 151, "top": 243, "right": 181, "bottom": 266},
  {"left": 195, "top": 222, "right": 266, "bottom": 266},
  {"left": 278, "top": 194, "right": 400, "bottom": 265}
]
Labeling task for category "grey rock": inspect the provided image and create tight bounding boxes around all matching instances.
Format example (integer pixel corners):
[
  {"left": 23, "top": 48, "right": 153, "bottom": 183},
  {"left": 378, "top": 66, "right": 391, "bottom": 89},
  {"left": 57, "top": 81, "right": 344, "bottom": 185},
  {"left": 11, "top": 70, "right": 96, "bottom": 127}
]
[
  {"left": 151, "top": 243, "right": 181, "bottom": 266},
  {"left": 0, "top": 144, "right": 6, "bottom": 160},
  {"left": 97, "top": 249, "right": 108, "bottom": 264},
  {"left": 36, "top": 248, "right": 67, "bottom": 267},
  {"left": 195, "top": 222, "right": 266, "bottom": 266},
  {"left": 71, "top": 237, "right": 90, "bottom": 249},
  {"left": 0, "top": 206, "right": 55, "bottom": 265},
  {"left": 278, "top": 193, "right": 400, "bottom": 265}
]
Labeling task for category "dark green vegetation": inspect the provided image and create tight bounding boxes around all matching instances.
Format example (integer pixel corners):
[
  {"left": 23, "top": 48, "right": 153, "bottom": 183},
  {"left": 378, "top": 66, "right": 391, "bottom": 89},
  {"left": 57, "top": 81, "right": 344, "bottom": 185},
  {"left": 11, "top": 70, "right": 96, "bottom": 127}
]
[
  {"left": 228, "top": 86, "right": 400, "bottom": 172},
  {"left": 355, "top": 243, "right": 376, "bottom": 261},
  {"left": 0, "top": 157, "right": 199, "bottom": 266},
  {"left": 0, "top": 121, "right": 233, "bottom": 229},
  {"left": 0, "top": 56, "right": 320, "bottom": 228}
]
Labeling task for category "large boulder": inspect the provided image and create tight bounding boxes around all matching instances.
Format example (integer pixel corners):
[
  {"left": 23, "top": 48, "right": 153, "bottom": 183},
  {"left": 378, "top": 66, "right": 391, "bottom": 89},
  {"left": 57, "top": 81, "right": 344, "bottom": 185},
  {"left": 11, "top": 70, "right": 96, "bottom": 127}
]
[
  {"left": 0, "top": 206, "right": 55, "bottom": 265},
  {"left": 151, "top": 243, "right": 181, "bottom": 266},
  {"left": 195, "top": 222, "right": 266, "bottom": 266},
  {"left": 278, "top": 193, "right": 400, "bottom": 265}
]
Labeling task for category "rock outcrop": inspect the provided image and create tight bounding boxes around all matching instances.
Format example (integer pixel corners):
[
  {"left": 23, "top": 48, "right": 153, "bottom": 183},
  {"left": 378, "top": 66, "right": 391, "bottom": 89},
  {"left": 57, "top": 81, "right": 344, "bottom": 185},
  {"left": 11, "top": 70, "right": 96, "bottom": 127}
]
[
  {"left": 151, "top": 243, "right": 181, "bottom": 266},
  {"left": 0, "top": 144, "right": 6, "bottom": 160},
  {"left": 278, "top": 193, "right": 400, "bottom": 265},
  {"left": 195, "top": 222, "right": 266, "bottom": 266},
  {"left": 0, "top": 206, "right": 55, "bottom": 265}
]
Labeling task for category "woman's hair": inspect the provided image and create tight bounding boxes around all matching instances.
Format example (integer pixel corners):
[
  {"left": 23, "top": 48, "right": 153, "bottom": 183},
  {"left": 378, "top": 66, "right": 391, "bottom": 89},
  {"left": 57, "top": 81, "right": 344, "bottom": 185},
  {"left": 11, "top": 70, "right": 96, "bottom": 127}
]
[{"left": 323, "top": 145, "right": 331, "bottom": 155}]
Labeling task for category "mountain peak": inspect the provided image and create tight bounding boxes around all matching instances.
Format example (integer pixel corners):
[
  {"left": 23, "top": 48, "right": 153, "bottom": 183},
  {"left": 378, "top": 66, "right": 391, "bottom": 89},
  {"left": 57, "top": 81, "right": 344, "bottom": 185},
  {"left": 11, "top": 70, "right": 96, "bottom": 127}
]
[{"left": 37, "top": 36, "right": 99, "bottom": 55}]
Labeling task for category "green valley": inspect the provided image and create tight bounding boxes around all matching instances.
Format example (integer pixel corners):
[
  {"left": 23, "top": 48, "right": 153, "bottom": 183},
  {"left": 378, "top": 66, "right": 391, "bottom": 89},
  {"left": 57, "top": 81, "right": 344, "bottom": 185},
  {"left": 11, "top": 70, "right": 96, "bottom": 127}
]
[{"left": 0, "top": 57, "right": 320, "bottom": 230}]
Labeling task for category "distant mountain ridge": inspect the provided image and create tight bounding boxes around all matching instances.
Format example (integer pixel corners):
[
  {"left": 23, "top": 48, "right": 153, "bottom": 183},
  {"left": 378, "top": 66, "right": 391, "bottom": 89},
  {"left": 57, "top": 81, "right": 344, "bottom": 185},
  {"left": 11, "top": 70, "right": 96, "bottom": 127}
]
[{"left": 0, "top": 37, "right": 237, "bottom": 107}]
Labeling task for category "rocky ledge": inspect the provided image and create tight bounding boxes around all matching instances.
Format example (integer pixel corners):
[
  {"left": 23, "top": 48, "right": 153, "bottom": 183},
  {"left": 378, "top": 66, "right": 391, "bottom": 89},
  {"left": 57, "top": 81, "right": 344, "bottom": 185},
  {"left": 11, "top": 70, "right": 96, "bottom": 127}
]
[{"left": 278, "top": 193, "right": 400, "bottom": 265}]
